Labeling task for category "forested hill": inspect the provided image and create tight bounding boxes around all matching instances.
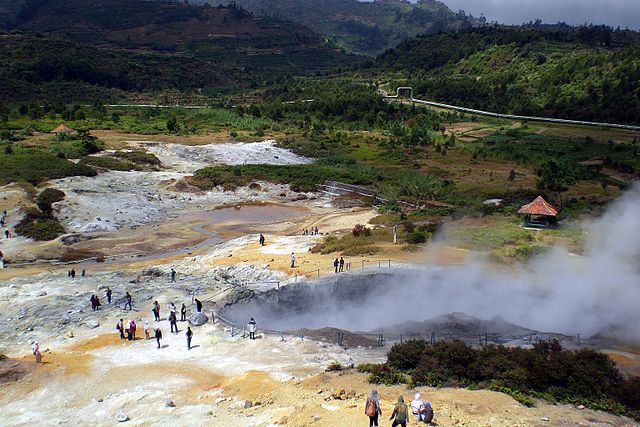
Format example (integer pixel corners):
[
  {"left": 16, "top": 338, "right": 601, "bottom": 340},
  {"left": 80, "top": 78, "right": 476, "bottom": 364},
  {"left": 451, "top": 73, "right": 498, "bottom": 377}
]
[
  {"left": 203, "top": 0, "right": 478, "bottom": 56},
  {"left": 1, "top": 0, "right": 357, "bottom": 84},
  {"left": 369, "top": 26, "right": 640, "bottom": 125}
]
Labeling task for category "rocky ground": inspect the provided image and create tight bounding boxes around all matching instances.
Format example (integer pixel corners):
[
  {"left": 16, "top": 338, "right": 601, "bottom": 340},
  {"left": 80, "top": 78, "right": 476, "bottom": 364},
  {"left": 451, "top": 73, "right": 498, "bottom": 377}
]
[{"left": 1, "top": 135, "right": 639, "bottom": 426}]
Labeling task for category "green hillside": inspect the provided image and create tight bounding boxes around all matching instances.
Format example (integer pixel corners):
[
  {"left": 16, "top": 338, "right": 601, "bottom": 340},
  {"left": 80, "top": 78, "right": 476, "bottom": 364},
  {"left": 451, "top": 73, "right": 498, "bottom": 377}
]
[
  {"left": 1, "top": 0, "right": 357, "bottom": 82},
  {"left": 369, "top": 26, "right": 640, "bottom": 125},
  {"left": 204, "top": 0, "right": 477, "bottom": 56}
]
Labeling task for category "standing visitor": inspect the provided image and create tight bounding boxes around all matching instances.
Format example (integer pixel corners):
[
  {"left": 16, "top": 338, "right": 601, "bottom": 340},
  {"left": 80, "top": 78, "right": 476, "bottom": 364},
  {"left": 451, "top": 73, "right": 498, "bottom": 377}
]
[
  {"left": 365, "top": 389, "right": 382, "bottom": 427},
  {"left": 195, "top": 298, "right": 203, "bottom": 313},
  {"left": 339, "top": 256, "right": 344, "bottom": 272},
  {"left": 130, "top": 319, "right": 137, "bottom": 339},
  {"left": 32, "top": 341, "right": 42, "bottom": 363},
  {"left": 170, "top": 268, "right": 176, "bottom": 282},
  {"left": 155, "top": 327, "right": 163, "bottom": 348},
  {"left": 334, "top": 258, "right": 339, "bottom": 273},
  {"left": 186, "top": 327, "right": 193, "bottom": 350},
  {"left": 389, "top": 395, "right": 409, "bottom": 427},
  {"left": 70, "top": 268, "right": 76, "bottom": 278},
  {"left": 152, "top": 300, "right": 160, "bottom": 321},
  {"left": 144, "top": 321, "right": 150, "bottom": 339},
  {"left": 248, "top": 318, "right": 257, "bottom": 340},
  {"left": 259, "top": 233, "right": 265, "bottom": 246},
  {"left": 117, "top": 318, "right": 125, "bottom": 340},
  {"left": 170, "top": 312, "right": 178, "bottom": 334},
  {"left": 125, "top": 292, "right": 132, "bottom": 310},
  {"left": 106, "top": 287, "right": 112, "bottom": 304},
  {"left": 81, "top": 268, "right": 86, "bottom": 277},
  {"left": 290, "top": 252, "right": 296, "bottom": 268},
  {"left": 180, "top": 303, "right": 187, "bottom": 322}
]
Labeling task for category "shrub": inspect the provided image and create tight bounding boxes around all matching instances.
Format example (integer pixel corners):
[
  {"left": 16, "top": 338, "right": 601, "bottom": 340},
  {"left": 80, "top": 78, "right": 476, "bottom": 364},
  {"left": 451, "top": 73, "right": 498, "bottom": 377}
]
[
  {"left": 326, "top": 361, "right": 344, "bottom": 372},
  {"left": 113, "top": 150, "right": 161, "bottom": 167},
  {"left": 358, "top": 363, "right": 406, "bottom": 385},
  {"left": 16, "top": 217, "right": 65, "bottom": 241},
  {"left": 387, "top": 340, "right": 429, "bottom": 370},
  {"left": 36, "top": 188, "right": 65, "bottom": 216},
  {"left": 406, "top": 230, "right": 428, "bottom": 244},
  {"left": 0, "top": 150, "right": 96, "bottom": 185},
  {"left": 81, "top": 156, "right": 137, "bottom": 171},
  {"left": 352, "top": 224, "right": 371, "bottom": 237}
]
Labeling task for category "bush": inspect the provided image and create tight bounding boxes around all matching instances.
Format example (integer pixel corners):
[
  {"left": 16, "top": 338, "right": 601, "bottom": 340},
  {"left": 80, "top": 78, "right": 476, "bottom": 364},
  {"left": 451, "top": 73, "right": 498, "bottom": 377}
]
[
  {"left": 326, "top": 361, "right": 344, "bottom": 372},
  {"left": 406, "top": 230, "right": 428, "bottom": 244},
  {"left": 352, "top": 224, "right": 371, "bottom": 237},
  {"left": 368, "top": 340, "right": 640, "bottom": 420},
  {"left": 16, "top": 216, "right": 65, "bottom": 241},
  {"left": 0, "top": 150, "right": 96, "bottom": 185},
  {"left": 113, "top": 150, "right": 161, "bottom": 167},
  {"left": 358, "top": 363, "right": 406, "bottom": 385},
  {"left": 36, "top": 188, "right": 65, "bottom": 216},
  {"left": 81, "top": 156, "right": 137, "bottom": 171}
]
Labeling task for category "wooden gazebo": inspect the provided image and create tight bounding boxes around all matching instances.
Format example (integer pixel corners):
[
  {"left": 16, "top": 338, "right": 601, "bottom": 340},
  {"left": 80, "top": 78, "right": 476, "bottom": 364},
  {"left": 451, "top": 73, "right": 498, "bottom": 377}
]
[
  {"left": 518, "top": 196, "right": 558, "bottom": 228},
  {"left": 50, "top": 124, "right": 75, "bottom": 134}
]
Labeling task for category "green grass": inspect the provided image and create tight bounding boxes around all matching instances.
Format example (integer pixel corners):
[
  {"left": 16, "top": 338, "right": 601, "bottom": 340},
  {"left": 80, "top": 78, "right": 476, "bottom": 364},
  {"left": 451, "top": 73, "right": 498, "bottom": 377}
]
[
  {"left": 0, "top": 149, "right": 96, "bottom": 185},
  {"left": 80, "top": 156, "right": 137, "bottom": 171}
]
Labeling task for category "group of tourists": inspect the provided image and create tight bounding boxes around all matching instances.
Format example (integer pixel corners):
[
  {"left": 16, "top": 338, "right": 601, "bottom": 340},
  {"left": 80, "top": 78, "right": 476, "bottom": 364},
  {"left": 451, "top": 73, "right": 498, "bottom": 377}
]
[
  {"left": 301, "top": 227, "right": 319, "bottom": 236},
  {"left": 116, "top": 318, "right": 138, "bottom": 340},
  {"left": 66, "top": 268, "right": 86, "bottom": 278},
  {"left": 365, "top": 390, "right": 434, "bottom": 426},
  {"left": 333, "top": 256, "right": 348, "bottom": 273}
]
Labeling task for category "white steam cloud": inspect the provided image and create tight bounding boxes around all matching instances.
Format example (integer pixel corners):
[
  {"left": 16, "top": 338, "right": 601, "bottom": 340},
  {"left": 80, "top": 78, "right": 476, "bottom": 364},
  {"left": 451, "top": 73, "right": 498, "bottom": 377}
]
[{"left": 227, "top": 184, "right": 640, "bottom": 343}]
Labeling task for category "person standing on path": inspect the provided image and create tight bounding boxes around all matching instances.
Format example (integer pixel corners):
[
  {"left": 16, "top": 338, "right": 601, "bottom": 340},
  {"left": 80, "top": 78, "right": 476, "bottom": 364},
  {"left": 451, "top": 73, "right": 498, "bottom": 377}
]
[
  {"left": 170, "top": 312, "right": 178, "bottom": 334},
  {"left": 334, "top": 258, "right": 339, "bottom": 273},
  {"left": 248, "top": 318, "right": 257, "bottom": 340},
  {"left": 290, "top": 252, "right": 296, "bottom": 268},
  {"left": 152, "top": 300, "right": 160, "bottom": 321},
  {"left": 125, "top": 292, "right": 132, "bottom": 310},
  {"left": 155, "top": 327, "right": 163, "bottom": 348},
  {"left": 195, "top": 298, "right": 202, "bottom": 313},
  {"left": 144, "top": 321, "right": 150, "bottom": 339},
  {"left": 186, "top": 327, "right": 193, "bottom": 350},
  {"left": 70, "top": 268, "right": 76, "bottom": 278},
  {"left": 81, "top": 268, "right": 85, "bottom": 277},
  {"left": 106, "top": 287, "right": 112, "bottom": 304},
  {"left": 117, "top": 318, "right": 125, "bottom": 340},
  {"left": 180, "top": 303, "right": 187, "bottom": 322},
  {"left": 32, "top": 341, "right": 42, "bottom": 363},
  {"left": 170, "top": 268, "right": 176, "bottom": 283},
  {"left": 365, "top": 389, "right": 382, "bottom": 427},
  {"left": 339, "top": 256, "right": 344, "bottom": 272},
  {"left": 259, "top": 233, "right": 265, "bottom": 246},
  {"left": 390, "top": 395, "right": 409, "bottom": 427}
]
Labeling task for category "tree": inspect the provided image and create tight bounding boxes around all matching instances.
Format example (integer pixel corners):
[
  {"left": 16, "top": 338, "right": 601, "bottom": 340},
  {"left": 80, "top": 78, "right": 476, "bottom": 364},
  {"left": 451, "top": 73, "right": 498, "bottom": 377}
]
[{"left": 166, "top": 115, "right": 178, "bottom": 132}]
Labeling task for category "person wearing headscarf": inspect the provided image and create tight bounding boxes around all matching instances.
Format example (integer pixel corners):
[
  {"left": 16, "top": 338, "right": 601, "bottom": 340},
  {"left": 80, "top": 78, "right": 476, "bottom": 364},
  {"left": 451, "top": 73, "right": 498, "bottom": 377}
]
[
  {"left": 32, "top": 341, "right": 42, "bottom": 363},
  {"left": 411, "top": 392, "right": 423, "bottom": 421},
  {"left": 364, "top": 389, "right": 382, "bottom": 426},
  {"left": 389, "top": 395, "right": 408, "bottom": 427}
]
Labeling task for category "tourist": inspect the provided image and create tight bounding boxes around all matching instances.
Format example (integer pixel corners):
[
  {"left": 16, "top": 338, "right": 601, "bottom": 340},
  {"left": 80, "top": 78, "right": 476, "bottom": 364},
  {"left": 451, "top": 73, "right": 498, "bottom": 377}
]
[
  {"left": 290, "top": 252, "right": 296, "bottom": 268},
  {"left": 125, "top": 292, "right": 132, "bottom": 310},
  {"left": 180, "top": 303, "right": 187, "bottom": 322},
  {"left": 106, "top": 287, "right": 112, "bottom": 304},
  {"left": 365, "top": 389, "right": 382, "bottom": 427},
  {"left": 170, "top": 312, "right": 178, "bottom": 334},
  {"left": 195, "top": 298, "right": 202, "bottom": 313},
  {"left": 315, "top": 226, "right": 319, "bottom": 235},
  {"left": 155, "top": 327, "right": 163, "bottom": 348},
  {"left": 259, "top": 233, "right": 265, "bottom": 246},
  {"left": 144, "top": 321, "right": 150, "bottom": 339},
  {"left": 186, "top": 327, "right": 193, "bottom": 350},
  {"left": 125, "top": 320, "right": 132, "bottom": 340},
  {"left": 4, "top": 229, "right": 9, "bottom": 239},
  {"left": 81, "top": 268, "right": 85, "bottom": 277},
  {"left": 152, "top": 300, "right": 160, "bottom": 321},
  {"left": 130, "top": 319, "right": 137, "bottom": 339},
  {"left": 248, "top": 317, "right": 257, "bottom": 340},
  {"left": 410, "top": 393, "right": 424, "bottom": 422},
  {"left": 0, "top": 249, "right": 3, "bottom": 269},
  {"left": 117, "top": 318, "right": 125, "bottom": 340},
  {"left": 170, "top": 268, "right": 176, "bottom": 282},
  {"left": 70, "top": 268, "right": 75, "bottom": 278},
  {"left": 32, "top": 341, "right": 42, "bottom": 363},
  {"left": 389, "top": 395, "right": 409, "bottom": 427},
  {"left": 339, "top": 256, "right": 344, "bottom": 272},
  {"left": 169, "top": 302, "right": 177, "bottom": 318},
  {"left": 334, "top": 258, "right": 339, "bottom": 273},
  {"left": 67, "top": 270, "right": 71, "bottom": 278},
  {"left": 95, "top": 295, "right": 101, "bottom": 310},
  {"left": 90, "top": 294, "right": 97, "bottom": 311}
]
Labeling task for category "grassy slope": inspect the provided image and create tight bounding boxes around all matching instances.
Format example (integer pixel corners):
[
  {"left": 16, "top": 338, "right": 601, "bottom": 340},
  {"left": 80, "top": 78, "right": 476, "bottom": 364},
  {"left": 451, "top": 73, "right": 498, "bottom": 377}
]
[
  {"left": 203, "top": 0, "right": 475, "bottom": 55},
  {"left": 371, "top": 26, "right": 640, "bottom": 125}
]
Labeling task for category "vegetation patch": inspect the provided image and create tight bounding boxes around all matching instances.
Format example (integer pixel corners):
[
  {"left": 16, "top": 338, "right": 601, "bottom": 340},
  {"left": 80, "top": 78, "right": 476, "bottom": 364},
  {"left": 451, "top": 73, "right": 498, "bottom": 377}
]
[
  {"left": 16, "top": 188, "right": 67, "bottom": 241},
  {"left": 80, "top": 156, "right": 138, "bottom": 171},
  {"left": 370, "top": 339, "right": 640, "bottom": 420},
  {"left": 0, "top": 149, "right": 96, "bottom": 185}
]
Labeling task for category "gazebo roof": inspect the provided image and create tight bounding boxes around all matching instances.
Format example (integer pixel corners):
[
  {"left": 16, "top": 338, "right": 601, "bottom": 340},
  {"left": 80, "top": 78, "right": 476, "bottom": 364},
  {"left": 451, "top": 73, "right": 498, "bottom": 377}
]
[
  {"left": 518, "top": 196, "right": 558, "bottom": 216},
  {"left": 51, "top": 124, "right": 75, "bottom": 134}
]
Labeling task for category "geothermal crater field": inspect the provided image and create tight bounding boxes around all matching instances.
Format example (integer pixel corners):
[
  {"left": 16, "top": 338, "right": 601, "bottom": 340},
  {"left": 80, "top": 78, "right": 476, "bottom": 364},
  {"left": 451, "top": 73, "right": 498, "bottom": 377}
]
[{"left": 1, "top": 130, "right": 639, "bottom": 427}]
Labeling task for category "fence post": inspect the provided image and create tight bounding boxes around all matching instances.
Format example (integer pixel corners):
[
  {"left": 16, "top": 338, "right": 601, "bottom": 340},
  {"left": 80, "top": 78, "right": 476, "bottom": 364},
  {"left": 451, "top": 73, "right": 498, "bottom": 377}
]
[
  {"left": 485, "top": 333, "right": 488, "bottom": 346},
  {"left": 361, "top": 260, "right": 365, "bottom": 269},
  {"left": 317, "top": 269, "right": 320, "bottom": 278},
  {"left": 400, "top": 332, "right": 403, "bottom": 343},
  {"left": 295, "top": 274, "right": 297, "bottom": 283},
  {"left": 277, "top": 281, "right": 280, "bottom": 291},
  {"left": 430, "top": 332, "right": 435, "bottom": 344},
  {"left": 378, "top": 261, "right": 381, "bottom": 268},
  {"left": 231, "top": 324, "right": 235, "bottom": 337},
  {"left": 478, "top": 334, "right": 482, "bottom": 346}
]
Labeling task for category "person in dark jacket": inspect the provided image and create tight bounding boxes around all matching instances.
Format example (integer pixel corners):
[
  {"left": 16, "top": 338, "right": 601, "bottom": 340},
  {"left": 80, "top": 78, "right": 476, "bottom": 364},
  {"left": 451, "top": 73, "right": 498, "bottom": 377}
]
[
  {"left": 180, "top": 303, "right": 187, "bottom": 322},
  {"left": 125, "top": 292, "right": 132, "bottom": 310},
  {"left": 334, "top": 258, "right": 339, "bottom": 273},
  {"left": 106, "top": 287, "right": 112, "bottom": 304},
  {"left": 186, "top": 327, "right": 193, "bottom": 350},
  {"left": 155, "top": 327, "right": 163, "bottom": 348}
]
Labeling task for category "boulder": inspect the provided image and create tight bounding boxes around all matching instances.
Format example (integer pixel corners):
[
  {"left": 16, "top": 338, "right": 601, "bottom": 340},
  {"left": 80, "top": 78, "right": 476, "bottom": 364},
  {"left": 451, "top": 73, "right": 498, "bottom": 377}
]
[
  {"left": 85, "top": 320, "right": 100, "bottom": 329},
  {"left": 116, "top": 411, "right": 129, "bottom": 422},
  {"left": 162, "top": 399, "right": 175, "bottom": 408},
  {"left": 189, "top": 312, "right": 209, "bottom": 326},
  {"left": 243, "top": 400, "right": 252, "bottom": 409}
]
